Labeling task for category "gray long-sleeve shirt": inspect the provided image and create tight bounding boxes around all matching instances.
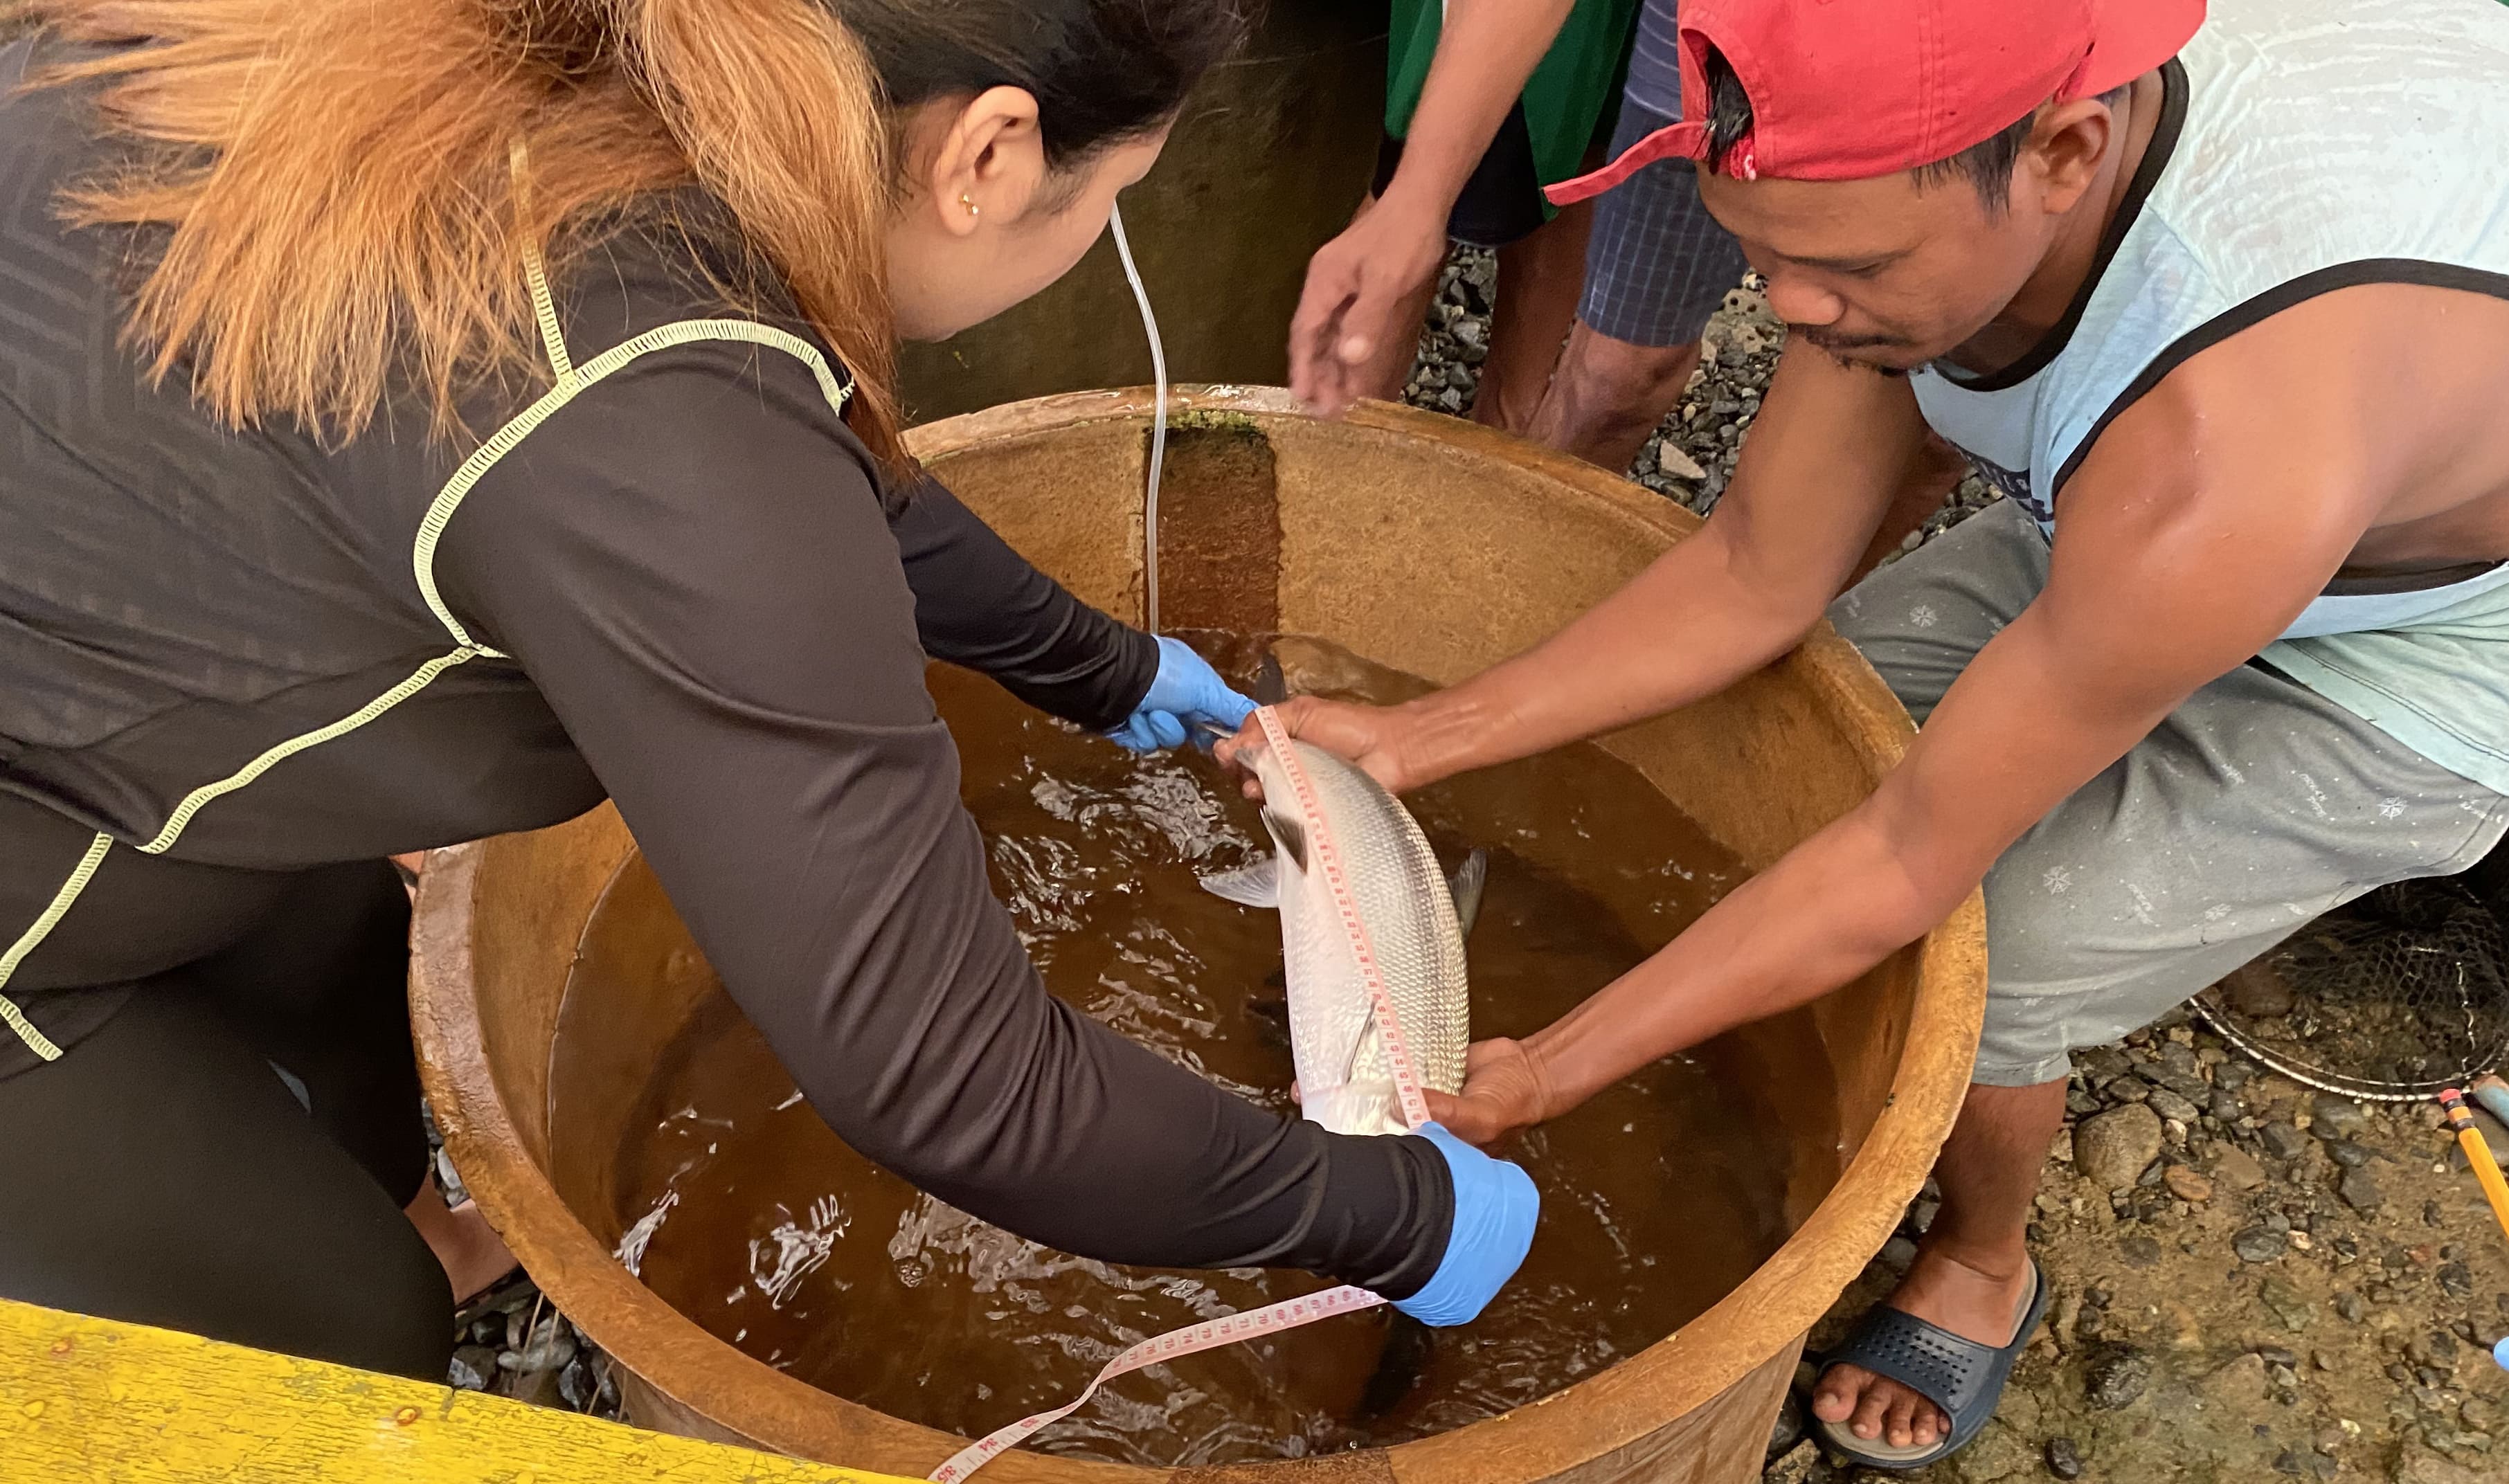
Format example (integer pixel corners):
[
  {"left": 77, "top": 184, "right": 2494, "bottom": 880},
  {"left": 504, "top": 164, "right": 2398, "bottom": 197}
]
[{"left": 0, "top": 38, "right": 1449, "bottom": 1294}]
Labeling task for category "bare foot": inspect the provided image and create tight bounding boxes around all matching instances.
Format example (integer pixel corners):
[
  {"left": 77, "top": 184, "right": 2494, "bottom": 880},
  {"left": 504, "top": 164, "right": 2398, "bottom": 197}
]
[
  {"left": 1810, "top": 1241, "right": 2035, "bottom": 1454},
  {"left": 405, "top": 1170, "right": 518, "bottom": 1303}
]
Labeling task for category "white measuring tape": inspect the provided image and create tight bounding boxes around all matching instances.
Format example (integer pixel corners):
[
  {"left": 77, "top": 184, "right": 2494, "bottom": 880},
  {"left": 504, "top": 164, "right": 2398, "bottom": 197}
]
[
  {"left": 928, "top": 707, "right": 1430, "bottom": 1481},
  {"left": 924, "top": 1284, "right": 1387, "bottom": 1482}
]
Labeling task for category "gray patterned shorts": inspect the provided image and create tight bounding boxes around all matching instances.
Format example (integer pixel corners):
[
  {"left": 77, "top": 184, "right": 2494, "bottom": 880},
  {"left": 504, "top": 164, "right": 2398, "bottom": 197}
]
[{"left": 1830, "top": 502, "right": 2509, "bottom": 1086}]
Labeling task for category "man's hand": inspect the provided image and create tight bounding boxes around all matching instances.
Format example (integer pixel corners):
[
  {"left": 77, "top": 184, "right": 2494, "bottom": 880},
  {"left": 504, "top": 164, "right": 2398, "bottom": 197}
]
[
  {"left": 1422, "top": 1039, "right": 1552, "bottom": 1148},
  {"left": 1284, "top": 0, "right": 1581, "bottom": 417},
  {"left": 1287, "top": 194, "right": 1450, "bottom": 418},
  {"left": 1214, "top": 694, "right": 1428, "bottom": 797}
]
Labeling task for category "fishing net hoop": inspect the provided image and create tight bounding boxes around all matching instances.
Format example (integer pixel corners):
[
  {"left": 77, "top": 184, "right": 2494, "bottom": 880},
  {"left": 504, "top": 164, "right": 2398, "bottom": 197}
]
[{"left": 2195, "top": 876, "right": 2509, "bottom": 1102}]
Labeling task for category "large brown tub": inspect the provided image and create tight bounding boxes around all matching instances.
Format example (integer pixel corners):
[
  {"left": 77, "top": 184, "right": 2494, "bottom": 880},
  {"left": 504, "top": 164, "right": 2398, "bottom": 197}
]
[{"left": 411, "top": 388, "right": 1986, "bottom": 1484}]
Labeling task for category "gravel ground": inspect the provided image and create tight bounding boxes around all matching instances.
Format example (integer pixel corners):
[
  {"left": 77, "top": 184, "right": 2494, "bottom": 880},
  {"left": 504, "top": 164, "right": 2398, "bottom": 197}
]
[
  {"left": 426, "top": 249, "right": 2509, "bottom": 1479},
  {"left": 424, "top": 1098, "right": 626, "bottom": 1423},
  {"left": 1770, "top": 1006, "right": 2509, "bottom": 1484}
]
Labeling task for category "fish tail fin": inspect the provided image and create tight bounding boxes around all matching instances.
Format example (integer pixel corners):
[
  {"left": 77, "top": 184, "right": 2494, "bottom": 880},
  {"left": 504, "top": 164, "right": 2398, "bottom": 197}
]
[
  {"left": 1198, "top": 859, "right": 1282, "bottom": 908},
  {"left": 1253, "top": 651, "right": 1289, "bottom": 706}
]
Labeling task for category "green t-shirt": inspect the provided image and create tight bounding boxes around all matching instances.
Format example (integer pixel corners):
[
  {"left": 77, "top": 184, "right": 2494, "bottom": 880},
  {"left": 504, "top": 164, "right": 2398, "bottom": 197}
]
[{"left": 1385, "top": 0, "right": 1643, "bottom": 197}]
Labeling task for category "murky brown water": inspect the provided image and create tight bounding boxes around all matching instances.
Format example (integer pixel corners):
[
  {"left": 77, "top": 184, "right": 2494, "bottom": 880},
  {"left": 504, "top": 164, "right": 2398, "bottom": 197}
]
[{"left": 552, "top": 635, "right": 1808, "bottom": 1467}]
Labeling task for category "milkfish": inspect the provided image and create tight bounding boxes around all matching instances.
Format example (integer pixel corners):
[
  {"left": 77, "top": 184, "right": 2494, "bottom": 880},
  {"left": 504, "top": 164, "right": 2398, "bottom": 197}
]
[{"left": 1200, "top": 713, "right": 1484, "bottom": 1137}]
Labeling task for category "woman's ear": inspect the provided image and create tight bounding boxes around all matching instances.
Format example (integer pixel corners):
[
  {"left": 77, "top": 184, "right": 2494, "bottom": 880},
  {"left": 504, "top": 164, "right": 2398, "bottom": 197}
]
[{"left": 917, "top": 85, "right": 1048, "bottom": 236}]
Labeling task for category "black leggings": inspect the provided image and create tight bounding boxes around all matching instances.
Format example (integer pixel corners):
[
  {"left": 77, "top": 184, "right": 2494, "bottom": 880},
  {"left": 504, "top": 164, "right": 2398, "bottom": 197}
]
[{"left": 0, "top": 861, "right": 452, "bottom": 1379}]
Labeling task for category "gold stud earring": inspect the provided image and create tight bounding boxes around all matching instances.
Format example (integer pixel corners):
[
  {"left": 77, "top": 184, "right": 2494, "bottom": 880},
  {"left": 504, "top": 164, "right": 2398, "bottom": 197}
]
[{"left": 961, "top": 192, "right": 980, "bottom": 219}]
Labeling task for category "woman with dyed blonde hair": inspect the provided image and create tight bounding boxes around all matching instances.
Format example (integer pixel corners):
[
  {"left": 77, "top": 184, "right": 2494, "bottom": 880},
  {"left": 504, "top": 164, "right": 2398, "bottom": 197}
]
[{"left": 0, "top": 0, "right": 1533, "bottom": 1377}]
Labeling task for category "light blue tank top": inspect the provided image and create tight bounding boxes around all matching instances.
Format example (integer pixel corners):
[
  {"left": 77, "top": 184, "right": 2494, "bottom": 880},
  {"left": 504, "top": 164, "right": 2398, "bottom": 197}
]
[{"left": 1907, "top": 0, "right": 2509, "bottom": 794}]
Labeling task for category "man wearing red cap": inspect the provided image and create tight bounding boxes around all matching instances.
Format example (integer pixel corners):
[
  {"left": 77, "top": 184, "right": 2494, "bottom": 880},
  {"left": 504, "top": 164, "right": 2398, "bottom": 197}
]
[{"left": 1232, "top": 0, "right": 2509, "bottom": 1467}]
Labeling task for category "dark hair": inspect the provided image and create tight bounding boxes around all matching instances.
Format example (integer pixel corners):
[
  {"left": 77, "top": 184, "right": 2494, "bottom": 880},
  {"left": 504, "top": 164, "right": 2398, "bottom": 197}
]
[
  {"left": 1700, "top": 45, "right": 2128, "bottom": 211},
  {"left": 847, "top": 1, "right": 1252, "bottom": 170},
  {"left": 1701, "top": 46, "right": 1759, "bottom": 177},
  {"left": 28, "top": 0, "right": 1252, "bottom": 468}
]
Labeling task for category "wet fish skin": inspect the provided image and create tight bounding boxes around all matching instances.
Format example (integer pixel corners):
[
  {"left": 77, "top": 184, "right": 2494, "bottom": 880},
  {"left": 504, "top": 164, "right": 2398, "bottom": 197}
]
[
  {"left": 1356, "top": 1308, "right": 1437, "bottom": 1420},
  {"left": 1200, "top": 736, "right": 1470, "bottom": 1137}
]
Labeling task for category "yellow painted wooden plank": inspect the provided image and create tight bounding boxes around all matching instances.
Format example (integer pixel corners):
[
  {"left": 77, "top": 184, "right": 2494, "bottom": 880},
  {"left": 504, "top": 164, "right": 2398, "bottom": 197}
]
[{"left": 0, "top": 1298, "right": 919, "bottom": 1483}]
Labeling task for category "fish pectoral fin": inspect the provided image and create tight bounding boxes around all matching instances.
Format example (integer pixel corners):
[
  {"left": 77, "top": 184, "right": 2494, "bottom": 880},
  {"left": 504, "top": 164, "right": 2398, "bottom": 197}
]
[
  {"left": 1259, "top": 808, "right": 1309, "bottom": 872},
  {"left": 1447, "top": 847, "right": 1489, "bottom": 939},
  {"left": 1340, "top": 1016, "right": 1381, "bottom": 1084},
  {"left": 1198, "top": 859, "right": 1282, "bottom": 909}
]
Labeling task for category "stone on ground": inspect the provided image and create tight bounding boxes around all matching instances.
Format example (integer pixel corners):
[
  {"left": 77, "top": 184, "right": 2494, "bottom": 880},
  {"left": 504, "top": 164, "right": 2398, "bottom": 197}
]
[{"left": 2075, "top": 1104, "right": 2164, "bottom": 1190}]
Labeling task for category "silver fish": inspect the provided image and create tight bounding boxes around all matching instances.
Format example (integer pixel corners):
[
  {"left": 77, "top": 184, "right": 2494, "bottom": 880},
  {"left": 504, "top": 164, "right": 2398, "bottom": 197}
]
[{"left": 1202, "top": 734, "right": 1482, "bottom": 1136}]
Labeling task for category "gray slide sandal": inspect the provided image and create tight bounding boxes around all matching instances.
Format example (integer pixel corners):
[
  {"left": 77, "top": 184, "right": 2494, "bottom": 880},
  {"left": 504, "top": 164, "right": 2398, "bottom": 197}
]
[{"left": 1809, "top": 1258, "right": 2049, "bottom": 1472}]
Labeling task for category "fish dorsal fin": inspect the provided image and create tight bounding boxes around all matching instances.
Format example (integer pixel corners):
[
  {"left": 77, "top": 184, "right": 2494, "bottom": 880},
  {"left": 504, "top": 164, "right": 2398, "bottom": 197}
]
[
  {"left": 1259, "top": 807, "right": 1309, "bottom": 871},
  {"left": 1198, "top": 860, "right": 1280, "bottom": 909},
  {"left": 1447, "top": 848, "right": 1489, "bottom": 939},
  {"left": 1252, "top": 652, "right": 1289, "bottom": 706}
]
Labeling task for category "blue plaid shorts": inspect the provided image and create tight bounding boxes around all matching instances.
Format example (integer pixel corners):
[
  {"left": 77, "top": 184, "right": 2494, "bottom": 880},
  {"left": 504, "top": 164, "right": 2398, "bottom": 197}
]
[{"left": 1576, "top": 98, "right": 1750, "bottom": 348}]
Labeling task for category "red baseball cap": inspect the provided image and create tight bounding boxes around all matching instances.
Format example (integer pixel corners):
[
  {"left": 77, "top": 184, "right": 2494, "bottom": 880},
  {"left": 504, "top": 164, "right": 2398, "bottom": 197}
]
[{"left": 1546, "top": 0, "right": 2204, "bottom": 203}]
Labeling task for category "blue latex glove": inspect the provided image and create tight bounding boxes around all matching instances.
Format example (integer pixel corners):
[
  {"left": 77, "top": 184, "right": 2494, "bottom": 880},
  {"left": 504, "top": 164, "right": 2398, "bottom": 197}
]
[
  {"left": 1107, "top": 636, "right": 1257, "bottom": 752},
  {"left": 1392, "top": 1121, "right": 1539, "bottom": 1326},
  {"left": 2495, "top": 1334, "right": 2508, "bottom": 1373}
]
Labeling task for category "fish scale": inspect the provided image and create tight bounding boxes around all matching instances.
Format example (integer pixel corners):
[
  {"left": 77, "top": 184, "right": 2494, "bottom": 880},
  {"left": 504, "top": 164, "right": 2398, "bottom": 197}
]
[
  {"left": 928, "top": 706, "right": 1467, "bottom": 1481},
  {"left": 1269, "top": 734, "right": 1468, "bottom": 1132}
]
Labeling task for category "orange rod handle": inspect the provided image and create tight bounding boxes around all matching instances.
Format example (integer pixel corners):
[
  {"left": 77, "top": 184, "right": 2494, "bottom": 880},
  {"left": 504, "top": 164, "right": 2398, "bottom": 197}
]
[{"left": 2440, "top": 1089, "right": 2509, "bottom": 1249}]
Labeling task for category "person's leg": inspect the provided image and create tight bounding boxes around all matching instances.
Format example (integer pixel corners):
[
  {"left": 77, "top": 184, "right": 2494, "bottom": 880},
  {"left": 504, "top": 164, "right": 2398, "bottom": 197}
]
[
  {"left": 1819, "top": 525, "right": 2509, "bottom": 1451},
  {"left": 1826, "top": 497, "right": 2047, "bottom": 725},
  {"left": 402, "top": 1168, "right": 514, "bottom": 1301},
  {"left": 1844, "top": 433, "right": 1978, "bottom": 585},
  {"left": 1813, "top": 1080, "right": 2067, "bottom": 1450},
  {"left": 0, "top": 986, "right": 456, "bottom": 1378},
  {"left": 190, "top": 859, "right": 514, "bottom": 1301},
  {"left": 1810, "top": 505, "right": 2067, "bottom": 1447},
  {"left": 1408, "top": 100, "right": 1577, "bottom": 432},
  {"left": 1473, "top": 197, "right": 1596, "bottom": 435},
  {"left": 1525, "top": 98, "right": 1748, "bottom": 472},
  {"left": 1525, "top": 320, "right": 1701, "bottom": 471},
  {"left": 192, "top": 861, "right": 425, "bottom": 1184}
]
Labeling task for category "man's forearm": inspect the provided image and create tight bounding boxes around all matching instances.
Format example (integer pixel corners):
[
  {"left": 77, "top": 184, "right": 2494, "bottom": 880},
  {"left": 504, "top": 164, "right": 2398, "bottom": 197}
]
[
  {"left": 1385, "top": 346, "right": 1934, "bottom": 786},
  {"left": 1526, "top": 808, "right": 1954, "bottom": 1114},
  {"left": 1383, "top": 0, "right": 1580, "bottom": 217}
]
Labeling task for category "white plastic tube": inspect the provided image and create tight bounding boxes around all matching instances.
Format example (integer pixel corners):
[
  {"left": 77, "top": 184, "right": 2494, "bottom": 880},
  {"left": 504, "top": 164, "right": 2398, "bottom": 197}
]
[{"left": 1108, "top": 200, "right": 1168, "bottom": 634}]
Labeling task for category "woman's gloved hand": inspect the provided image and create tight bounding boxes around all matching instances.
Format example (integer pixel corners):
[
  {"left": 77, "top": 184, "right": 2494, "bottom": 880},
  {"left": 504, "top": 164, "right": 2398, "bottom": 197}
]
[
  {"left": 1107, "top": 636, "right": 1258, "bottom": 752},
  {"left": 1392, "top": 1121, "right": 1539, "bottom": 1326}
]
